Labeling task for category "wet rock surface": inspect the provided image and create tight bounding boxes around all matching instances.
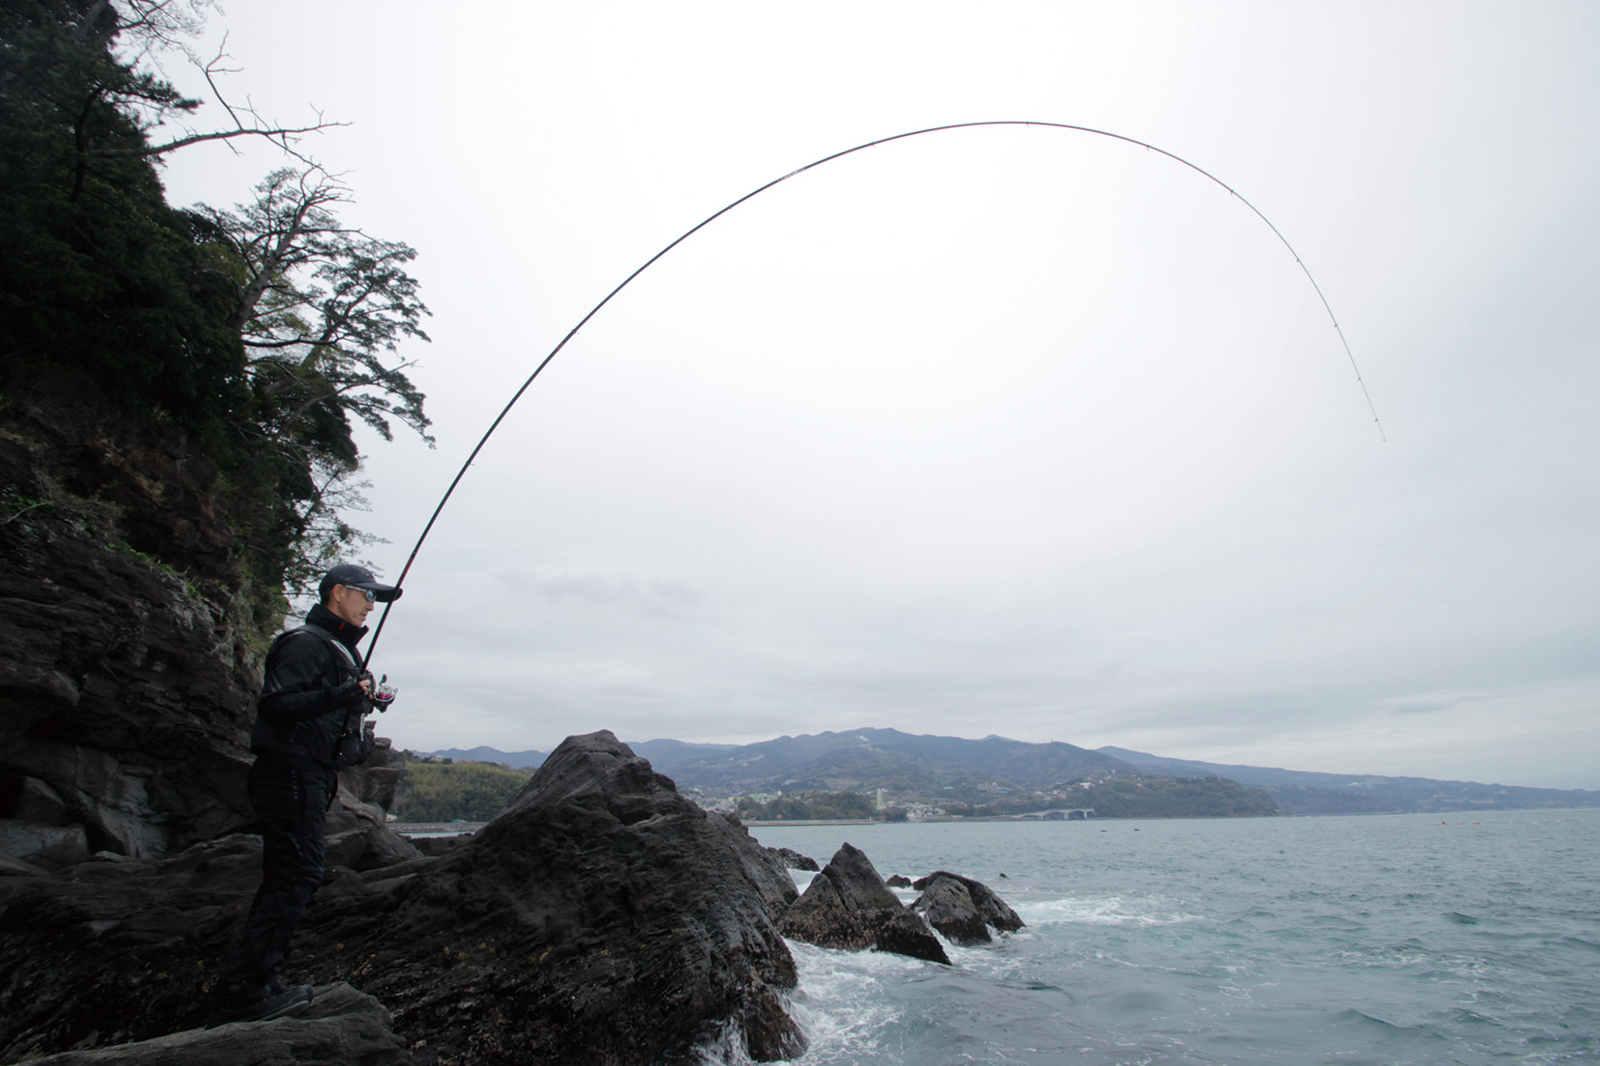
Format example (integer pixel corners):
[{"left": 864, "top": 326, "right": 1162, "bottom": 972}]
[
  {"left": 910, "top": 871, "right": 1025, "bottom": 945},
  {"left": 777, "top": 842, "right": 949, "bottom": 965}
]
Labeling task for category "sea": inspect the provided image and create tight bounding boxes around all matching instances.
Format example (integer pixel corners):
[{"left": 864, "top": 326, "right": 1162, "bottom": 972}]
[{"left": 708, "top": 809, "right": 1600, "bottom": 1066}]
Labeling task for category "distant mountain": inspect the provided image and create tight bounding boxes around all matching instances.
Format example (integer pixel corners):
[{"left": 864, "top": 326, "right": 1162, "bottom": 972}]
[
  {"left": 414, "top": 733, "right": 1600, "bottom": 816},
  {"left": 420, "top": 746, "right": 547, "bottom": 769},
  {"left": 1099, "top": 746, "right": 1600, "bottom": 814},
  {"left": 625, "top": 739, "right": 741, "bottom": 778},
  {"left": 646, "top": 727, "right": 1133, "bottom": 795},
  {"left": 421, "top": 729, "right": 1130, "bottom": 797},
  {"left": 416, "top": 739, "right": 741, "bottom": 774}
]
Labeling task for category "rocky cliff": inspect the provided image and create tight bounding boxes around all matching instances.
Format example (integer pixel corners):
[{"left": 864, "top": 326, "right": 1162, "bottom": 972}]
[
  {"left": 0, "top": 383, "right": 418, "bottom": 868},
  {"left": 0, "top": 732, "right": 805, "bottom": 1064},
  {"left": 1, "top": 385, "right": 266, "bottom": 863}
]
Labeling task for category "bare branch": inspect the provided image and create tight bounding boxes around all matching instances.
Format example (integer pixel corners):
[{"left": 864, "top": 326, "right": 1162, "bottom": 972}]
[{"left": 92, "top": 120, "right": 344, "bottom": 158}]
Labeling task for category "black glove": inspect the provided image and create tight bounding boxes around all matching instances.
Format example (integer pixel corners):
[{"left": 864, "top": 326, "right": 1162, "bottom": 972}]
[{"left": 325, "top": 678, "right": 368, "bottom": 710}]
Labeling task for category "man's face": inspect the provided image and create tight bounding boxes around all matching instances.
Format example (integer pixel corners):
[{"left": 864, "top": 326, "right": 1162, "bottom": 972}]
[{"left": 328, "top": 584, "right": 375, "bottom": 627}]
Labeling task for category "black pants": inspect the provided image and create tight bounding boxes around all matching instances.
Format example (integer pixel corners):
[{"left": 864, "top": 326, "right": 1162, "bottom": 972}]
[{"left": 217, "top": 761, "right": 333, "bottom": 998}]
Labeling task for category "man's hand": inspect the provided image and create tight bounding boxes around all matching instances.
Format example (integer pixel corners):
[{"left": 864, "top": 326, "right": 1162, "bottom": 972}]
[{"left": 326, "top": 678, "right": 369, "bottom": 709}]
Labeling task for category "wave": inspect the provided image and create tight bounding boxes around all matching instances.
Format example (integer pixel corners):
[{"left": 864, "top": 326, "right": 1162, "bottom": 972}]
[{"left": 1018, "top": 894, "right": 1203, "bottom": 928}]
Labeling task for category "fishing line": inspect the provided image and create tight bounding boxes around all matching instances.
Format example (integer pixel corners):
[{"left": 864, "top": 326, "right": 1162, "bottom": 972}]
[{"left": 364, "top": 119, "right": 1385, "bottom": 661}]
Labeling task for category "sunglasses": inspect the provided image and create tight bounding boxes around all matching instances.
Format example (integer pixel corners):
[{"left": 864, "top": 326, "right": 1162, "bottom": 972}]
[{"left": 342, "top": 585, "right": 377, "bottom": 603}]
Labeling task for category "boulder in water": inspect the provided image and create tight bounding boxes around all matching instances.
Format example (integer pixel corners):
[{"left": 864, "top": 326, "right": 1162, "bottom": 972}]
[
  {"left": 766, "top": 845, "right": 820, "bottom": 871},
  {"left": 911, "top": 870, "right": 1024, "bottom": 945},
  {"left": 778, "top": 843, "right": 949, "bottom": 965}
]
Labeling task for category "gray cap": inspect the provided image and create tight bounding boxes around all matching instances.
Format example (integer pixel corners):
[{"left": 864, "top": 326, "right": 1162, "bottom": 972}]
[{"left": 319, "top": 563, "right": 403, "bottom": 603}]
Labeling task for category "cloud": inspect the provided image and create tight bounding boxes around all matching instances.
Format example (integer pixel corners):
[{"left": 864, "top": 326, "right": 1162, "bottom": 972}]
[{"left": 162, "top": 1, "right": 1600, "bottom": 791}]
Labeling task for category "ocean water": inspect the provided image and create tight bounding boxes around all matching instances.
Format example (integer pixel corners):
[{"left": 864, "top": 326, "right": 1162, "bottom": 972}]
[{"left": 717, "top": 810, "right": 1600, "bottom": 1066}]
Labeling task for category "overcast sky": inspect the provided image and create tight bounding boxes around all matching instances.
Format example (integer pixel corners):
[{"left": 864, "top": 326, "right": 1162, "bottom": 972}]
[{"left": 155, "top": 2, "right": 1599, "bottom": 788}]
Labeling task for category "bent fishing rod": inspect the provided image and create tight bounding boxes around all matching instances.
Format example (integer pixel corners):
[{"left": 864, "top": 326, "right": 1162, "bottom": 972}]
[{"left": 364, "top": 119, "right": 1385, "bottom": 663}]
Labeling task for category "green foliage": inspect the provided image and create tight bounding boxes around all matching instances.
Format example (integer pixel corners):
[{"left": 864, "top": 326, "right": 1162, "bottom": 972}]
[
  {"left": 189, "top": 167, "right": 433, "bottom": 602},
  {"left": 0, "top": 1, "right": 430, "bottom": 616},
  {"left": 735, "top": 790, "right": 878, "bottom": 821},
  {"left": 390, "top": 758, "right": 530, "bottom": 823},
  {"left": 0, "top": 1, "right": 247, "bottom": 439}
]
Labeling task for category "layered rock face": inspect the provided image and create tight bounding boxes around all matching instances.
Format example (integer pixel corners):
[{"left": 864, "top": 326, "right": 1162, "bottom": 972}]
[
  {"left": 0, "top": 732, "right": 806, "bottom": 1065},
  {"left": 20, "top": 984, "right": 414, "bottom": 1066},
  {"left": 0, "top": 439, "right": 261, "bottom": 861}
]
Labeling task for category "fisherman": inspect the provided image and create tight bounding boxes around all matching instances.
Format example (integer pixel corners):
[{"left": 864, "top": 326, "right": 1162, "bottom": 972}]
[{"left": 208, "top": 563, "right": 401, "bottom": 1027}]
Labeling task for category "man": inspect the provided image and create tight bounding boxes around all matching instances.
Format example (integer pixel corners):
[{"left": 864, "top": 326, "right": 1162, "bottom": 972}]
[{"left": 208, "top": 563, "right": 401, "bottom": 1027}]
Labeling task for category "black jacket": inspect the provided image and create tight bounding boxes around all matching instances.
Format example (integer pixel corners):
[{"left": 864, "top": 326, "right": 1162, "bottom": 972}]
[{"left": 250, "top": 603, "right": 368, "bottom": 770}]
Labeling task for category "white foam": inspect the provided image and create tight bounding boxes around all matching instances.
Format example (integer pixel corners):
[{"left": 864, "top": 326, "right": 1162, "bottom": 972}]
[
  {"left": 762, "top": 939, "right": 935, "bottom": 1064},
  {"left": 1019, "top": 894, "right": 1202, "bottom": 928}
]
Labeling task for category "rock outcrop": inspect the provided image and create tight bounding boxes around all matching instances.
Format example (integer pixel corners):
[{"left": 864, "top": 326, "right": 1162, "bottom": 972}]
[
  {"left": 23, "top": 983, "right": 413, "bottom": 1066},
  {"left": 0, "top": 495, "right": 261, "bottom": 860},
  {"left": 766, "top": 845, "right": 820, "bottom": 871},
  {"left": 294, "top": 730, "right": 805, "bottom": 1065},
  {"left": 777, "top": 842, "right": 949, "bottom": 965},
  {"left": 1, "top": 401, "right": 264, "bottom": 861},
  {"left": 0, "top": 732, "right": 806, "bottom": 1065},
  {"left": 0, "top": 395, "right": 418, "bottom": 871},
  {"left": 910, "top": 871, "right": 1025, "bottom": 945}
]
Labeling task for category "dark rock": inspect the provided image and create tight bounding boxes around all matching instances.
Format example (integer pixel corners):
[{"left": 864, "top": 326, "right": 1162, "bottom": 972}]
[
  {"left": 403, "top": 833, "right": 470, "bottom": 857},
  {"left": 0, "top": 855, "right": 51, "bottom": 877},
  {"left": 911, "top": 875, "right": 992, "bottom": 945},
  {"left": 358, "top": 855, "right": 438, "bottom": 885},
  {"left": 0, "top": 733, "right": 808, "bottom": 1064},
  {"left": 0, "top": 834, "right": 273, "bottom": 1056},
  {"left": 0, "top": 819, "right": 91, "bottom": 868},
  {"left": 292, "top": 731, "right": 805, "bottom": 1064},
  {"left": 873, "top": 907, "right": 956, "bottom": 961},
  {"left": 910, "top": 871, "right": 1024, "bottom": 945},
  {"left": 327, "top": 778, "right": 421, "bottom": 872},
  {"left": 766, "top": 845, "right": 820, "bottom": 871},
  {"left": 23, "top": 982, "right": 413, "bottom": 1066},
  {"left": 885, "top": 873, "right": 912, "bottom": 888},
  {"left": 4, "top": 775, "right": 72, "bottom": 825},
  {"left": 778, "top": 843, "right": 949, "bottom": 965},
  {"left": 776, "top": 865, "right": 859, "bottom": 944},
  {"left": 0, "top": 402, "right": 415, "bottom": 867},
  {"left": 0, "top": 394, "right": 268, "bottom": 860}
]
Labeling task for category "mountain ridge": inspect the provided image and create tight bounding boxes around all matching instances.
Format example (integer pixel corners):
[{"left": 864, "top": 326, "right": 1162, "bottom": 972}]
[
  {"left": 1098, "top": 746, "right": 1600, "bottom": 814},
  {"left": 418, "top": 731, "right": 1600, "bottom": 815}
]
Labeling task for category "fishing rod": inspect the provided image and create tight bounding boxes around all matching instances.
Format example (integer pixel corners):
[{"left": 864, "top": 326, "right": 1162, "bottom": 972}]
[{"left": 364, "top": 119, "right": 1385, "bottom": 662}]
